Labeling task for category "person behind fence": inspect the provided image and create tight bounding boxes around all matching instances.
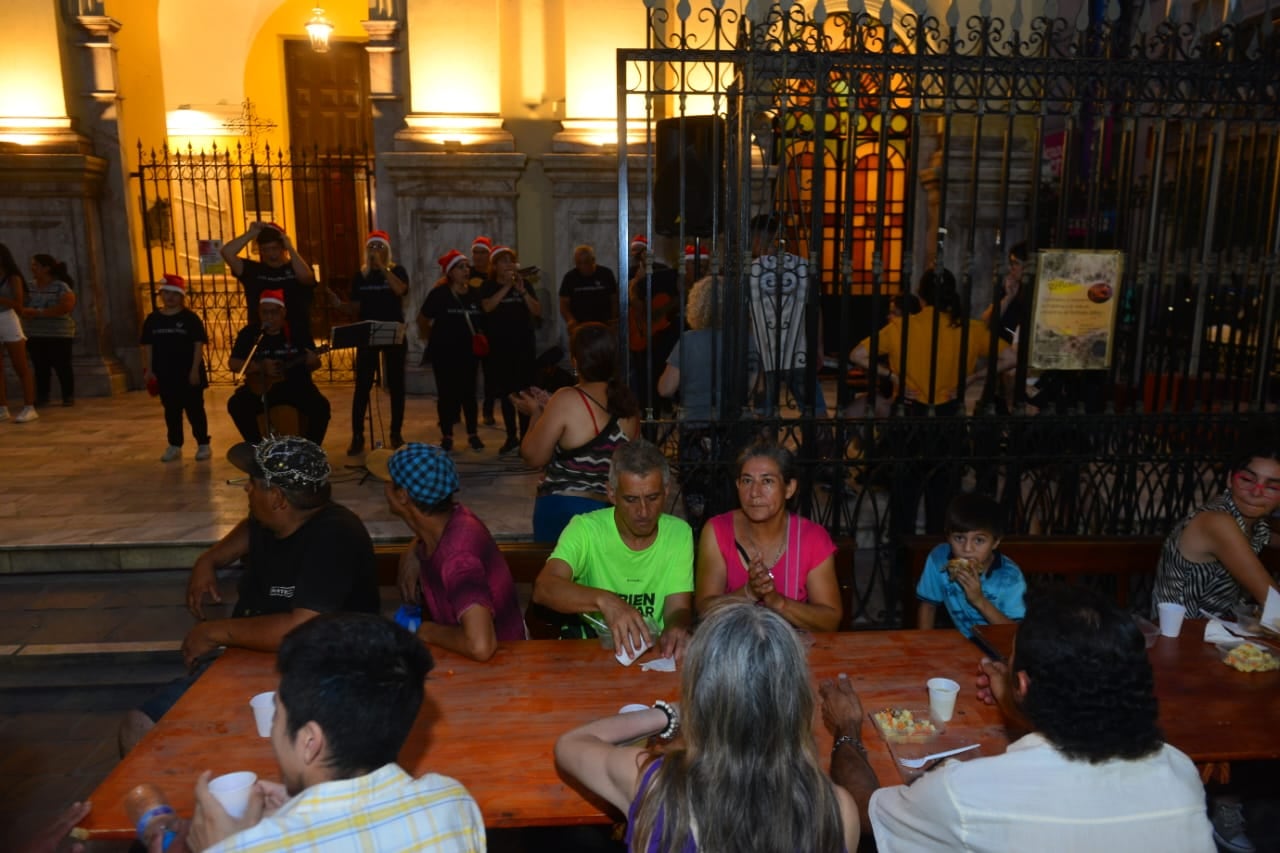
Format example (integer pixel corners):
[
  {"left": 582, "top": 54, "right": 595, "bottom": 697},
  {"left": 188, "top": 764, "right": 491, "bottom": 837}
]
[
  {"left": 478, "top": 245, "right": 540, "bottom": 455},
  {"left": 915, "top": 492, "right": 1025, "bottom": 638},
  {"left": 345, "top": 229, "right": 409, "bottom": 456},
  {"left": 226, "top": 290, "right": 331, "bottom": 444},
  {"left": 220, "top": 221, "right": 317, "bottom": 337},
  {"left": 627, "top": 238, "right": 681, "bottom": 416},
  {"left": 1153, "top": 441, "right": 1280, "bottom": 620},
  {"left": 695, "top": 441, "right": 843, "bottom": 632},
  {"left": 559, "top": 244, "right": 618, "bottom": 335},
  {"left": 169, "top": 613, "right": 484, "bottom": 852},
  {"left": 820, "top": 583, "right": 1215, "bottom": 852},
  {"left": 22, "top": 253, "right": 77, "bottom": 407},
  {"left": 141, "top": 274, "right": 210, "bottom": 463},
  {"left": 119, "top": 437, "right": 378, "bottom": 754},
  {"left": 532, "top": 439, "right": 693, "bottom": 661},
  {"left": 367, "top": 442, "right": 527, "bottom": 662},
  {"left": 513, "top": 322, "right": 639, "bottom": 542},
  {"left": 0, "top": 242, "right": 38, "bottom": 423},
  {"left": 554, "top": 600, "right": 860, "bottom": 853},
  {"left": 418, "top": 249, "right": 485, "bottom": 453}
]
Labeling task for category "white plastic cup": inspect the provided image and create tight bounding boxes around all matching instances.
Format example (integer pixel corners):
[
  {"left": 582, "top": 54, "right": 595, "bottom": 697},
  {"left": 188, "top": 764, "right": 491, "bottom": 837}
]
[
  {"left": 927, "top": 677, "right": 961, "bottom": 723},
  {"left": 1157, "top": 602, "right": 1186, "bottom": 638},
  {"left": 207, "top": 771, "right": 257, "bottom": 819},
  {"left": 250, "top": 691, "right": 275, "bottom": 738}
]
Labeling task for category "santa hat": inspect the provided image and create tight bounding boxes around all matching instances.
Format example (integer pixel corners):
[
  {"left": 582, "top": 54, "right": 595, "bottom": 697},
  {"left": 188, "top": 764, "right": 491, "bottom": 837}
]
[
  {"left": 490, "top": 245, "right": 515, "bottom": 263},
  {"left": 259, "top": 289, "right": 286, "bottom": 307},
  {"left": 683, "top": 244, "right": 711, "bottom": 262},
  {"left": 471, "top": 236, "right": 493, "bottom": 253},
  {"left": 159, "top": 273, "right": 186, "bottom": 294},
  {"left": 366, "top": 230, "right": 391, "bottom": 248},
  {"left": 438, "top": 249, "right": 467, "bottom": 275},
  {"left": 630, "top": 235, "right": 648, "bottom": 251}
]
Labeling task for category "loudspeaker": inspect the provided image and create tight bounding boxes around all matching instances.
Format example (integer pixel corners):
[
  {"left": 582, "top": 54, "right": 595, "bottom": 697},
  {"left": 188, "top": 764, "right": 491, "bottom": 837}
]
[{"left": 654, "top": 116, "right": 725, "bottom": 238}]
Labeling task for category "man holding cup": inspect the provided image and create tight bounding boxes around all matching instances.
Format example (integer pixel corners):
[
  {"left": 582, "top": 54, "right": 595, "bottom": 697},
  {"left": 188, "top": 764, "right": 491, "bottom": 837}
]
[{"left": 819, "top": 585, "right": 1215, "bottom": 851}]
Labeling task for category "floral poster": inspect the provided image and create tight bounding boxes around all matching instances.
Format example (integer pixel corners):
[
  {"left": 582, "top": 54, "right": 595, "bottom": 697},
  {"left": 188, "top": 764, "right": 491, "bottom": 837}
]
[{"left": 1028, "top": 250, "right": 1124, "bottom": 370}]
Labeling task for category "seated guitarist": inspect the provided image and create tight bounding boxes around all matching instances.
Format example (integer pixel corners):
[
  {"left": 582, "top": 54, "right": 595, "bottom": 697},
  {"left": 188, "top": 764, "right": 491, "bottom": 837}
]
[{"left": 227, "top": 289, "right": 331, "bottom": 444}]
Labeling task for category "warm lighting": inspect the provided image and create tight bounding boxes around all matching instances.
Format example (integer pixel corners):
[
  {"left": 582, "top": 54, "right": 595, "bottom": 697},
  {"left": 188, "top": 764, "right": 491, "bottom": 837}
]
[{"left": 305, "top": 7, "right": 334, "bottom": 53}]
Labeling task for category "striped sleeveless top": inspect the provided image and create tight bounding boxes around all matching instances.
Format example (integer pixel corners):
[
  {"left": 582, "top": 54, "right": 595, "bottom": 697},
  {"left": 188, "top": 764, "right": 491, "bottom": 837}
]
[
  {"left": 1152, "top": 490, "right": 1270, "bottom": 619},
  {"left": 537, "top": 388, "right": 631, "bottom": 497}
]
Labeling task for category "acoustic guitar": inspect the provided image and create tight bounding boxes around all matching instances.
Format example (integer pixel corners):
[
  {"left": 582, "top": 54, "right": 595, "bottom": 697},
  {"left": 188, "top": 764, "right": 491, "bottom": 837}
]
[{"left": 242, "top": 345, "right": 331, "bottom": 396}]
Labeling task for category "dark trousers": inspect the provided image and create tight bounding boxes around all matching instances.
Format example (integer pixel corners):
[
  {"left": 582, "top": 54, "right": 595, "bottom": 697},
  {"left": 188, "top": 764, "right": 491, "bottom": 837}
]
[
  {"left": 28, "top": 336, "right": 74, "bottom": 403},
  {"left": 158, "top": 380, "right": 210, "bottom": 446},
  {"left": 352, "top": 343, "right": 406, "bottom": 438},
  {"left": 227, "top": 380, "right": 331, "bottom": 444},
  {"left": 434, "top": 357, "right": 478, "bottom": 436},
  {"left": 499, "top": 397, "right": 531, "bottom": 441}
]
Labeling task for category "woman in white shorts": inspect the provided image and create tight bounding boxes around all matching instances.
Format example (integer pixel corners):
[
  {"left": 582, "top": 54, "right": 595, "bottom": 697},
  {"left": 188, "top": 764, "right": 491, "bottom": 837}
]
[{"left": 0, "top": 243, "right": 38, "bottom": 423}]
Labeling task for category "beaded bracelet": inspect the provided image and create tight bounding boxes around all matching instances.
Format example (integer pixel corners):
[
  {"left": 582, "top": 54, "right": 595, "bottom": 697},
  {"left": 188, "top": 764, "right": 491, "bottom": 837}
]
[
  {"left": 653, "top": 699, "right": 681, "bottom": 739},
  {"left": 832, "top": 733, "right": 867, "bottom": 758}
]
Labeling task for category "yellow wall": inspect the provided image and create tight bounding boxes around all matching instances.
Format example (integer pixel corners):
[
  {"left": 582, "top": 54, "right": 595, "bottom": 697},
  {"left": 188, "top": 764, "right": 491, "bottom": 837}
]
[
  {"left": 407, "top": 0, "right": 502, "bottom": 116},
  {"left": 0, "top": 0, "right": 70, "bottom": 123}
]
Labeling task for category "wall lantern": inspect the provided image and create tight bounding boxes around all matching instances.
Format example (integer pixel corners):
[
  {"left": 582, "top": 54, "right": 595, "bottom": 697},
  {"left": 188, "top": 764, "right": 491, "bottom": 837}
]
[{"left": 305, "top": 7, "right": 334, "bottom": 53}]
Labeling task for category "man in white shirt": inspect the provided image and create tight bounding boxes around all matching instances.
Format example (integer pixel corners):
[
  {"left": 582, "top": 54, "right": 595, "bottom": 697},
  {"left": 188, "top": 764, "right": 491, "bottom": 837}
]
[
  {"left": 820, "top": 584, "right": 1215, "bottom": 852},
  {"left": 171, "top": 613, "right": 484, "bottom": 852}
]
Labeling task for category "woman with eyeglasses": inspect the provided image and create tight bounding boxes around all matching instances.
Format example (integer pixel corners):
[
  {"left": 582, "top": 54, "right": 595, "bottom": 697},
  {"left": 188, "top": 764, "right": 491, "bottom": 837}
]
[{"left": 1153, "top": 442, "right": 1280, "bottom": 620}]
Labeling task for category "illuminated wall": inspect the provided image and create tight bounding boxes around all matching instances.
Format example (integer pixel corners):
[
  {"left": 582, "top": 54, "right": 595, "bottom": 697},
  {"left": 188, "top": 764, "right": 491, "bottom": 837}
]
[
  {"left": 0, "top": 0, "right": 71, "bottom": 142},
  {"left": 406, "top": 0, "right": 502, "bottom": 117}
]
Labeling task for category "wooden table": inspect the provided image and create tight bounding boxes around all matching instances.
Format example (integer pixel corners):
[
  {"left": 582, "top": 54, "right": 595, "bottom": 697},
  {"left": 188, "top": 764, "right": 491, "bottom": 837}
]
[
  {"left": 974, "top": 620, "right": 1280, "bottom": 765},
  {"left": 82, "top": 632, "right": 1008, "bottom": 839}
]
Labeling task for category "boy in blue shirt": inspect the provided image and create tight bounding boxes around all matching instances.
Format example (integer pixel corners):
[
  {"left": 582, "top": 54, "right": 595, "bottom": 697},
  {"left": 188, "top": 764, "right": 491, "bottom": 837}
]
[{"left": 916, "top": 493, "right": 1026, "bottom": 637}]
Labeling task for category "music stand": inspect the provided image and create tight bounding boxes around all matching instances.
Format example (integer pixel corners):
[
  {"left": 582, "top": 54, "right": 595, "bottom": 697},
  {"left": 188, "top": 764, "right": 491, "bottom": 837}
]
[{"left": 331, "top": 321, "right": 406, "bottom": 479}]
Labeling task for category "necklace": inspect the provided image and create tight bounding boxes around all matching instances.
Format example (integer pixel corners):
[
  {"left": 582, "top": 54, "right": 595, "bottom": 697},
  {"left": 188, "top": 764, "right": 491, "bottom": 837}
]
[{"left": 741, "top": 515, "right": 788, "bottom": 568}]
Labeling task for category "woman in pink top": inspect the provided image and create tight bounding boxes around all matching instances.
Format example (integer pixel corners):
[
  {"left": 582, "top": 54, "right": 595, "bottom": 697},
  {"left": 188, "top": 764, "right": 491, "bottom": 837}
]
[{"left": 695, "top": 441, "right": 843, "bottom": 631}]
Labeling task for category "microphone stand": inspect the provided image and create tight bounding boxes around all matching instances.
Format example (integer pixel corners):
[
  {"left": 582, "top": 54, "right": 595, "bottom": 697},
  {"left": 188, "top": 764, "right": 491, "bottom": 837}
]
[{"left": 234, "top": 329, "right": 272, "bottom": 437}]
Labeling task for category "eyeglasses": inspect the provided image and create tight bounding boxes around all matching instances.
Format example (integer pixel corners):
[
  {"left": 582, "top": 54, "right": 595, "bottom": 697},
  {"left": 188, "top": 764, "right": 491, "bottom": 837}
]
[{"left": 1233, "top": 470, "right": 1280, "bottom": 498}]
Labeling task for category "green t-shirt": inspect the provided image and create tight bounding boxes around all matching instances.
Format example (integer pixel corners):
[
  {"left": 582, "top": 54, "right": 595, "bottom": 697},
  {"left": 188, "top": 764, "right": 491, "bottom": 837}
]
[{"left": 550, "top": 506, "right": 694, "bottom": 632}]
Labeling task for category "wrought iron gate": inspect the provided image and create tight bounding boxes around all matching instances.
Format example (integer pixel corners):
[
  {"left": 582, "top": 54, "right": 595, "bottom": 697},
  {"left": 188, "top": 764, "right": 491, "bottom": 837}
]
[
  {"left": 618, "top": 0, "right": 1280, "bottom": 626},
  {"left": 134, "top": 143, "right": 376, "bottom": 382}
]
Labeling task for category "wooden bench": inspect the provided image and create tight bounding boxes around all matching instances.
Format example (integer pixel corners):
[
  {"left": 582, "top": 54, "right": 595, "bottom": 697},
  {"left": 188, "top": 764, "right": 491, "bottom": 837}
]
[{"left": 902, "top": 534, "right": 1280, "bottom": 628}]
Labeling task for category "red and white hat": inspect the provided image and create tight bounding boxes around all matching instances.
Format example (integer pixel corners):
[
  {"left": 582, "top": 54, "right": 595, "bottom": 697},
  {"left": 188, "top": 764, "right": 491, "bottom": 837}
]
[
  {"left": 159, "top": 273, "right": 186, "bottom": 294},
  {"left": 438, "top": 249, "right": 468, "bottom": 275},
  {"left": 366, "top": 230, "right": 391, "bottom": 248},
  {"left": 259, "top": 289, "right": 286, "bottom": 307},
  {"left": 471, "top": 236, "right": 493, "bottom": 253},
  {"left": 630, "top": 235, "right": 648, "bottom": 251},
  {"left": 683, "top": 244, "right": 710, "bottom": 262},
  {"left": 490, "top": 245, "right": 515, "bottom": 263}
]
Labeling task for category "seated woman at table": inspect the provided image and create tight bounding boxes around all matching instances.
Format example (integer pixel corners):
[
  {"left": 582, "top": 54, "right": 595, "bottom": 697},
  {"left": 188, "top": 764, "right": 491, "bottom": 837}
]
[
  {"left": 694, "top": 441, "right": 843, "bottom": 631},
  {"left": 555, "top": 600, "right": 860, "bottom": 853},
  {"left": 1153, "top": 443, "right": 1280, "bottom": 619},
  {"left": 916, "top": 492, "right": 1026, "bottom": 638}
]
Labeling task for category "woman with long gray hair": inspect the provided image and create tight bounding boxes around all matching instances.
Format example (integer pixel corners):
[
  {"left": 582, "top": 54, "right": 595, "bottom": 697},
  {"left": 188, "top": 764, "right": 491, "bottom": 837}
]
[{"left": 555, "top": 600, "right": 859, "bottom": 853}]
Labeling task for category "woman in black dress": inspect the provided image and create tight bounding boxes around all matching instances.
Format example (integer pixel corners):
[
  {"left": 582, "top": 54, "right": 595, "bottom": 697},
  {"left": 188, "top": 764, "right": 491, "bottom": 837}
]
[{"left": 478, "top": 246, "right": 541, "bottom": 454}]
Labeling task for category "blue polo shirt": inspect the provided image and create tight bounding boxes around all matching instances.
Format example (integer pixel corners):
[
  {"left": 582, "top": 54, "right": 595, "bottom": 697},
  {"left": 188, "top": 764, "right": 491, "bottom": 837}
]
[{"left": 916, "top": 543, "right": 1026, "bottom": 638}]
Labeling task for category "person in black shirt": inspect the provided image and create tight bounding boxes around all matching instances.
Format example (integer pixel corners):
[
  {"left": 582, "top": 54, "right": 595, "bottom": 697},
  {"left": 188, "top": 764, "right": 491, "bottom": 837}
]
[
  {"left": 140, "top": 274, "right": 210, "bottom": 462},
  {"left": 226, "top": 290, "right": 331, "bottom": 444},
  {"left": 418, "top": 250, "right": 485, "bottom": 453},
  {"left": 478, "top": 246, "right": 541, "bottom": 454},
  {"left": 345, "top": 230, "right": 409, "bottom": 455},
  {"left": 559, "top": 244, "right": 619, "bottom": 335},
  {"left": 220, "top": 221, "right": 317, "bottom": 338},
  {"left": 119, "top": 436, "right": 378, "bottom": 753}
]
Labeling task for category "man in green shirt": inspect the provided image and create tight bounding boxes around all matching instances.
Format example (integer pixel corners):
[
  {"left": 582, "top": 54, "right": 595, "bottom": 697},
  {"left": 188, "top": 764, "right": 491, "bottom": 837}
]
[{"left": 533, "top": 440, "right": 694, "bottom": 661}]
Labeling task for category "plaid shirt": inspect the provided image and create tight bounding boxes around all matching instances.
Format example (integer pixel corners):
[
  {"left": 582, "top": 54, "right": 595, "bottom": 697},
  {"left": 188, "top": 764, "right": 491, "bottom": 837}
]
[{"left": 207, "top": 764, "right": 484, "bottom": 852}]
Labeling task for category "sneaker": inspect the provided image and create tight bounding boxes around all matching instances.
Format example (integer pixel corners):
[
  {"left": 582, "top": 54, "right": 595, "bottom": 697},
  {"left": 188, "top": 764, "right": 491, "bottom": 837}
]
[
  {"left": 161, "top": 445, "right": 182, "bottom": 462},
  {"left": 61, "top": 398, "right": 74, "bottom": 407},
  {"left": 440, "top": 436, "right": 454, "bottom": 453},
  {"left": 468, "top": 434, "right": 485, "bottom": 452},
  {"left": 499, "top": 437, "right": 521, "bottom": 455},
  {"left": 13, "top": 406, "right": 38, "bottom": 424},
  {"left": 347, "top": 435, "right": 365, "bottom": 457},
  {"left": 195, "top": 444, "right": 212, "bottom": 461},
  {"left": 1212, "top": 797, "right": 1255, "bottom": 853},
  {"left": 390, "top": 433, "right": 405, "bottom": 449},
  {"left": 0, "top": 407, "right": 8, "bottom": 422}
]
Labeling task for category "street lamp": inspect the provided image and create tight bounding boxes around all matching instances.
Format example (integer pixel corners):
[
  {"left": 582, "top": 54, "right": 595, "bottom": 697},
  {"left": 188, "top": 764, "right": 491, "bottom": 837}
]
[{"left": 305, "top": 7, "right": 334, "bottom": 53}]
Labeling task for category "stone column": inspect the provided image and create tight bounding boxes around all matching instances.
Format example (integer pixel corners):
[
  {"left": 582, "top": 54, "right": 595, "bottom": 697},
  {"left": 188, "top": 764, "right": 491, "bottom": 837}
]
[{"left": 362, "top": 16, "right": 406, "bottom": 245}]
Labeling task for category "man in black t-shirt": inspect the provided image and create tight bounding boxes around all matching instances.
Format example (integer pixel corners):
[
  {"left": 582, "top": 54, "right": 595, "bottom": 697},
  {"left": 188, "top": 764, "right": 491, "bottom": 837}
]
[
  {"left": 345, "top": 230, "right": 409, "bottom": 455},
  {"left": 220, "top": 221, "right": 317, "bottom": 337},
  {"left": 119, "top": 436, "right": 378, "bottom": 753},
  {"left": 559, "top": 244, "right": 619, "bottom": 335},
  {"left": 226, "top": 290, "right": 331, "bottom": 444}
]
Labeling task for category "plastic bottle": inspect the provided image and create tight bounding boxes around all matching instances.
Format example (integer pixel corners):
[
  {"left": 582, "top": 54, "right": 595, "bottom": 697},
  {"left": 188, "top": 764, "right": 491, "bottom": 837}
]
[{"left": 124, "top": 783, "right": 179, "bottom": 851}]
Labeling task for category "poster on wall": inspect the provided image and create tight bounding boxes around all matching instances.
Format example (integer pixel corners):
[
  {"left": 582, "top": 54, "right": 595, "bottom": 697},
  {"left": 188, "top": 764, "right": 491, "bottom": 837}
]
[
  {"left": 199, "top": 239, "right": 225, "bottom": 275},
  {"left": 1028, "top": 249, "right": 1124, "bottom": 370}
]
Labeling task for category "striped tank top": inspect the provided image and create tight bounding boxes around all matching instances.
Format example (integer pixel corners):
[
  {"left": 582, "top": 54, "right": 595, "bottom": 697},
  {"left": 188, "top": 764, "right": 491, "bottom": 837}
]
[
  {"left": 1152, "top": 490, "right": 1270, "bottom": 619},
  {"left": 537, "top": 388, "right": 630, "bottom": 497}
]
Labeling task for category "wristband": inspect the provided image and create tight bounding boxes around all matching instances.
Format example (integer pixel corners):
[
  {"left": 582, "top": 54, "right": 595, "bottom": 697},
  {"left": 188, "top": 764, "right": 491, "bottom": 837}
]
[
  {"left": 832, "top": 733, "right": 867, "bottom": 758},
  {"left": 653, "top": 699, "right": 680, "bottom": 739}
]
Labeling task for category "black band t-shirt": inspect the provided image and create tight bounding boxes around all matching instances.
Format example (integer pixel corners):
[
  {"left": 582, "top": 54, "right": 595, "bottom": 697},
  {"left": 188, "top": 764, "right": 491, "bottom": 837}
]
[
  {"left": 559, "top": 265, "right": 619, "bottom": 325},
  {"left": 351, "top": 264, "right": 408, "bottom": 323},
  {"left": 141, "top": 308, "right": 209, "bottom": 384}
]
